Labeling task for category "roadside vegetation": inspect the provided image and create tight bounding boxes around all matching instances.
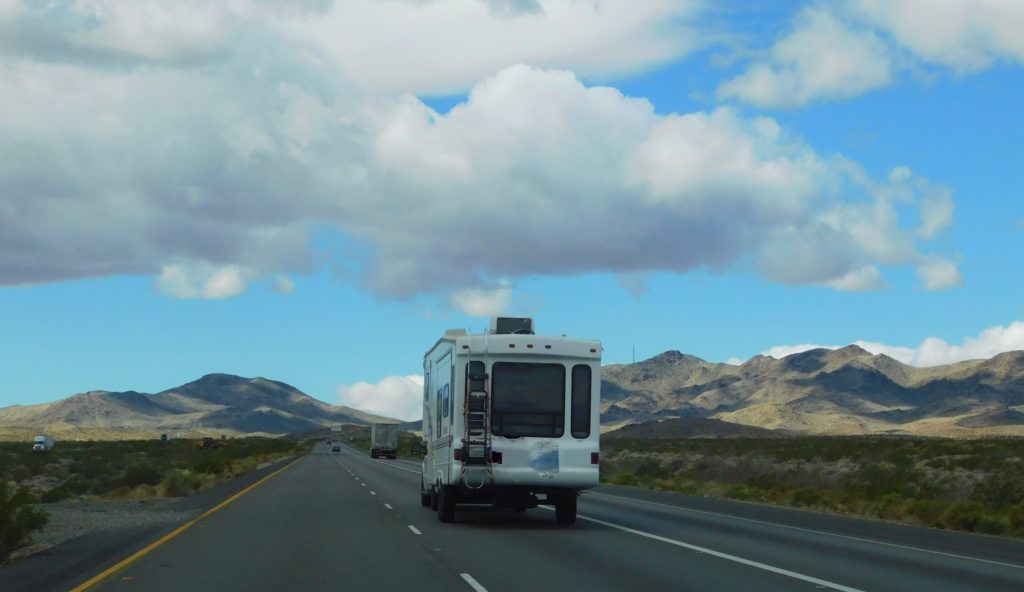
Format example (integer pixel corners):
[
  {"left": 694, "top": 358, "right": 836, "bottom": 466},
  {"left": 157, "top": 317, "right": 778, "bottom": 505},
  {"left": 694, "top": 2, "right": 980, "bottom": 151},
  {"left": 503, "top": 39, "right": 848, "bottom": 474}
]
[
  {"left": 0, "top": 437, "right": 305, "bottom": 503},
  {"left": 601, "top": 437, "right": 1024, "bottom": 538},
  {"left": 0, "top": 481, "right": 48, "bottom": 564}
]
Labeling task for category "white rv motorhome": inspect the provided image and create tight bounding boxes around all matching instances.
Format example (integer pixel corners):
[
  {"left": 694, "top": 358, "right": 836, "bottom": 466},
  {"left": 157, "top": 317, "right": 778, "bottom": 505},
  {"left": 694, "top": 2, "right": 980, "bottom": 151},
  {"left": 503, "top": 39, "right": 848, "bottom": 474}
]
[{"left": 420, "top": 317, "right": 600, "bottom": 525}]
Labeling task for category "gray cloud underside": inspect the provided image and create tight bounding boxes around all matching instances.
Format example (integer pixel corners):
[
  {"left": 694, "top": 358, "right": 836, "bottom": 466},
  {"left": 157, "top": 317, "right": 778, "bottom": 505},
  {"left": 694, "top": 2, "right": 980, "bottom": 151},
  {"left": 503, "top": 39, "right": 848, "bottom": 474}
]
[{"left": 0, "top": 1, "right": 956, "bottom": 297}]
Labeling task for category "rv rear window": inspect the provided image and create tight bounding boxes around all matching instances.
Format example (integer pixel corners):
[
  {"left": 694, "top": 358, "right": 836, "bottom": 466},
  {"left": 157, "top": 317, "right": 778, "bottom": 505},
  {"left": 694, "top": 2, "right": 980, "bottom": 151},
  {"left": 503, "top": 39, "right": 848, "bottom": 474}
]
[
  {"left": 491, "top": 362, "right": 565, "bottom": 438},
  {"left": 571, "top": 364, "right": 591, "bottom": 439}
]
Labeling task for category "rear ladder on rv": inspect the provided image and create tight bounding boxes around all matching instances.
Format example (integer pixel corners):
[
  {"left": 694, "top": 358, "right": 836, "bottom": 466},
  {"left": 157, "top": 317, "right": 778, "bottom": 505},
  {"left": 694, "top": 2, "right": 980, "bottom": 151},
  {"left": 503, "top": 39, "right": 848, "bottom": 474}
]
[{"left": 461, "top": 361, "right": 493, "bottom": 488}]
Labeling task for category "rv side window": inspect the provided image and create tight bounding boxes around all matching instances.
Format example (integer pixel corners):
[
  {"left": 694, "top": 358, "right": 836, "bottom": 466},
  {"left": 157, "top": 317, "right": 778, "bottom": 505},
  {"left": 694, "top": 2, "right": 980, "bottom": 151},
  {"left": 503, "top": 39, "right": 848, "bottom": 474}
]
[
  {"left": 491, "top": 362, "right": 565, "bottom": 438},
  {"left": 442, "top": 384, "right": 450, "bottom": 418},
  {"left": 436, "top": 388, "right": 442, "bottom": 433},
  {"left": 571, "top": 365, "right": 591, "bottom": 438},
  {"left": 423, "top": 370, "right": 430, "bottom": 438}
]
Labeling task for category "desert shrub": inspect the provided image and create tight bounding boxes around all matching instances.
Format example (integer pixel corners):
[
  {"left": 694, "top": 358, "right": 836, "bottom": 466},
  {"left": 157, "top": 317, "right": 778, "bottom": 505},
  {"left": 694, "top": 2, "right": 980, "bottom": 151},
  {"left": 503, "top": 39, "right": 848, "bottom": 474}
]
[
  {"left": 906, "top": 499, "right": 945, "bottom": 526},
  {"left": 191, "top": 454, "right": 230, "bottom": 476},
  {"left": 1008, "top": 503, "right": 1024, "bottom": 532},
  {"left": 121, "top": 465, "right": 162, "bottom": 488},
  {"left": 63, "top": 475, "right": 95, "bottom": 496},
  {"left": 975, "top": 517, "right": 1007, "bottom": 535},
  {"left": 40, "top": 485, "right": 73, "bottom": 503},
  {"left": 942, "top": 501, "right": 987, "bottom": 531},
  {"left": 724, "top": 484, "right": 767, "bottom": 502},
  {"left": 868, "top": 493, "right": 907, "bottom": 521},
  {"left": 970, "top": 470, "right": 1024, "bottom": 510},
  {"left": 635, "top": 460, "right": 666, "bottom": 479},
  {"left": 0, "top": 481, "right": 49, "bottom": 564},
  {"left": 161, "top": 470, "right": 203, "bottom": 497},
  {"left": 605, "top": 472, "right": 639, "bottom": 486},
  {"left": 790, "top": 488, "right": 827, "bottom": 508}
]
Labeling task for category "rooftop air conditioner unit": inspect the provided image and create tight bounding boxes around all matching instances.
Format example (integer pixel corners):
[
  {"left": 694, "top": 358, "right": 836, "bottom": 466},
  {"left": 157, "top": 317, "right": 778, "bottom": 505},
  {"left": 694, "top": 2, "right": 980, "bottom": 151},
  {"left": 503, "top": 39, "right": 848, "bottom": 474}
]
[{"left": 491, "top": 317, "right": 534, "bottom": 335}]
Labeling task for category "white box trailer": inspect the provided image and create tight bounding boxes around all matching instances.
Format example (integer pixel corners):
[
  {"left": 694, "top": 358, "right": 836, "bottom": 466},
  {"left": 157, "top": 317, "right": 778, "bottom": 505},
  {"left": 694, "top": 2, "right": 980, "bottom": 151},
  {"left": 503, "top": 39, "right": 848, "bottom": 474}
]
[
  {"left": 371, "top": 423, "right": 399, "bottom": 459},
  {"left": 420, "top": 317, "right": 600, "bottom": 525},
  {"left": 33, "top": 435, "right": 54, "bottom": 451}
]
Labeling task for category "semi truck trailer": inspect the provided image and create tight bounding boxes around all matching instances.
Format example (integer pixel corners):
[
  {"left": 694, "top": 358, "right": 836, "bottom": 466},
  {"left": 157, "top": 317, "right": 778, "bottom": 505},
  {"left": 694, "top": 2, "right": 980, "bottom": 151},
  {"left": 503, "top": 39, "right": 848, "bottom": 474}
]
[
  {"left": 370, "top": 423, "right": 399, "bottom": 459},
  {"left": 32, "top": 435, "right": 54, "bottom": 451}
]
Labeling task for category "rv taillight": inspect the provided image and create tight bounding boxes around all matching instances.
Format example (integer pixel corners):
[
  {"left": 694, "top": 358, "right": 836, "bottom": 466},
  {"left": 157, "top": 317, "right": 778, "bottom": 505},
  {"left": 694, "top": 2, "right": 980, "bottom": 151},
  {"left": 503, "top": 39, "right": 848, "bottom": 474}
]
[
  {"left": 491, "top": 451, "right": 502, "bottom": 464},
  {"left": 453, "top": 448, "right": 463, "bottom": 461},
  {"left": 591, "top": 452, "right": 599, "bottom": 464}
]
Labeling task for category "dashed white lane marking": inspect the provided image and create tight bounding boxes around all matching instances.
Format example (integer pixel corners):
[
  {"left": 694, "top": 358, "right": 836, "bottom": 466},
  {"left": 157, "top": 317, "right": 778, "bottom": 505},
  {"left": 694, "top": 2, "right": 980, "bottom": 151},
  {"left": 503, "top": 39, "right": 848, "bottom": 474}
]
[
  {"left": 361, "top": 483, "right": 366, "bottom": 487},
  {"left": 408, "top": 525, "right": 422, "bottom": 535},
  {"left": 589, "top": 492, "right": 1024, "bottom": 571},
  {"left": 385, "top": 503, "right": 393, "bottom": 510},
  {"left": 460, "top": 573, "right": 488, "bottom": 592},
  {"left": 568, "top": 511, "right": 863, "bottom": 592},
  {"left": 370, "top": 491, "right": 377, "bottom": 496}
]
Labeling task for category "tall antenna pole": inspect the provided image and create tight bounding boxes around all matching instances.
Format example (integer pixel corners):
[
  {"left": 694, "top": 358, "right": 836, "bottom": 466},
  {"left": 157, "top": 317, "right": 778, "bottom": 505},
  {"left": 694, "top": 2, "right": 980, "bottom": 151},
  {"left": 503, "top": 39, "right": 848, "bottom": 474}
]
[{"left": 632, "top": 344, "right": 635, "bottom": 364}]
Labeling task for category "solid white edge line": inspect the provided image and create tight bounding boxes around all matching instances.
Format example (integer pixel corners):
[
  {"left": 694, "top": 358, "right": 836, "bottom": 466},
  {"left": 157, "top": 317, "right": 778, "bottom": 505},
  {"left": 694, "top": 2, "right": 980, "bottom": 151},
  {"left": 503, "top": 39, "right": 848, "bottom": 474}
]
[
  {"left": 573, "top": 512, "right": 863, "bottom": 592},
  {"left": 589, "top": 491, "right": 1024, "bottom": 571},
  {"left": 460, "top": 573, "right": 488, "bottom": 592},
  {"left": 408, "top": 525, "right": 422, "bottom": 535}
]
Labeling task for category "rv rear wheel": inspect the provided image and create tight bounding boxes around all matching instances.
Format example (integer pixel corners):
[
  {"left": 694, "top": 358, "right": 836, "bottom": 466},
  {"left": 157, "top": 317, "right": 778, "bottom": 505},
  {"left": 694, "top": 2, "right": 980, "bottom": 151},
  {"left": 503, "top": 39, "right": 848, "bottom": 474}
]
[
  {"left": 438, "top": 485, "right": 456, "bottom": 523},
  {"left": 555, "top": 494, "right": 577, "bottom": 525},
  {"left": 420, "top": 479, "right": 431, "bottom": 507}
]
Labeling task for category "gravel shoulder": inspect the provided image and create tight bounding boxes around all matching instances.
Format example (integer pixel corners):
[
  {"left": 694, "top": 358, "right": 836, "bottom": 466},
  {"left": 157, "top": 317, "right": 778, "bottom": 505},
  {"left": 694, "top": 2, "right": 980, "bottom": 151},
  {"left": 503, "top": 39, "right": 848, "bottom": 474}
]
[
  {"left": 16, "top": 498, "right": 201, "bottom": 559},
  {"left": 0, "top": 453, "right": 302, "bottom": 592}
]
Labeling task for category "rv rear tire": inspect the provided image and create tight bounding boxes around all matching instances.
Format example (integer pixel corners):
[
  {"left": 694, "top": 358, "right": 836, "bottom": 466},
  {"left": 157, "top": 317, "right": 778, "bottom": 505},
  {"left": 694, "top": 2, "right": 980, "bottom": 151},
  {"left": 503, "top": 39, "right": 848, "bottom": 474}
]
[
  {"left": 420, "top": 479, "right": 431, "bottom": 507},
  {"left": 438, "top": 485, "right": 455, "bottom": 523},
  {"left": 555, "top": 494, "right": 577, "bottom": 525}
]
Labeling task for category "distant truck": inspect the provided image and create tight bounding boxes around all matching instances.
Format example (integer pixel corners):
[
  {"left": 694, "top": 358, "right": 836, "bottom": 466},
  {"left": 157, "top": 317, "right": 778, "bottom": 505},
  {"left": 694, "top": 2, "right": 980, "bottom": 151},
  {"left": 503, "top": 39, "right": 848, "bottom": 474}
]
[
  {"left": 32, "top": 435, "right": 54, "bottom": 451},
  {"left": 420, "top": 317, "right": 601, "bottom": 525},
  {"left": 370, "top": 423, "right": 399, "bottom": 459}
]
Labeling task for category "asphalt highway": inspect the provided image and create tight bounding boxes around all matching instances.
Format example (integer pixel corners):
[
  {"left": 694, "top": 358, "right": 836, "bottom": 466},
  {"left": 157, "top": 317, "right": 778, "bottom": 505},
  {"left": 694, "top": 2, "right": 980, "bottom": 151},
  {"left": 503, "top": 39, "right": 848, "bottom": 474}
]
[{"left": 68, "top": 442, "right": 1023, "bottom": 591}]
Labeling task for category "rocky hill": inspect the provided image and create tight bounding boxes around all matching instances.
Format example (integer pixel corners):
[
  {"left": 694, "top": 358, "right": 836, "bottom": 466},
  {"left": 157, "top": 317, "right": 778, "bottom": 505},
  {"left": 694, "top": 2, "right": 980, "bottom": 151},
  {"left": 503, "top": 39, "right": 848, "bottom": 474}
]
[
  {"left": 0, "top": 374, "right": 393, "bottom": 440},
  {"left": 604, "top": 416, "right": 785, "bottom": 439},
  {"left": 602, "top": 347, "right": 1024, "bottom": 436}
]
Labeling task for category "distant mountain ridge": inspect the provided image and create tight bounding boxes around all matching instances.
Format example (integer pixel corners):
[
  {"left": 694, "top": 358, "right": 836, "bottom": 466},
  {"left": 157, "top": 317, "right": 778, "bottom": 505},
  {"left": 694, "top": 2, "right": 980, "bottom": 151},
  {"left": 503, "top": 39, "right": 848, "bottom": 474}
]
[
  {"left": 4, "top": 347, "right": 1023, "bottom": 441},
  {"left": 0, "top": 374, "right": 395, "bottom": 439},
  {"left": 601, "top": 347, "right": 1024, "bottom": 437}
]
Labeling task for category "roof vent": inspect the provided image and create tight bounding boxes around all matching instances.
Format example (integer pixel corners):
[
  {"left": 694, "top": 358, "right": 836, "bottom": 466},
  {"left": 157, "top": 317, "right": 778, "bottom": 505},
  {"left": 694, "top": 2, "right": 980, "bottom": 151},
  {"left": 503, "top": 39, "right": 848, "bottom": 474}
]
[{"left": 491, "top": 317, "right": 534, "bottom": 335}]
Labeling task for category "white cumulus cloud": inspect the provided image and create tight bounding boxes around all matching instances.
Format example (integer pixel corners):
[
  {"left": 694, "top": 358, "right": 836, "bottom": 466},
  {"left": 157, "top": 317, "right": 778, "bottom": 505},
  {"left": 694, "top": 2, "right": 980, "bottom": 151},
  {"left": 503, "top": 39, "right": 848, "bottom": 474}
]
[
  {"left": 338, "top": 375, "right": 424, "bottom": 422},
  {"left": 821, "top": 265, "right": 884, "bottom": 291},
  {"left": 718, "top": 5, "right": 893, "bottom": 108},
  {"left": 450, "top": 284, "right": 513, "bottom": 317},
  {"left": 289, "top": 0, "right": 706, "bottom": 95},
  {"left": 721, "top": 1, "right": 1024, "bottom": 107},
  {"left": 916, "top": 257, "right": 964, "bottom": 291},
  {"left": 758, "top": 320, "right": 1024, "bottom": 367},
  {"left": 0, "top": 2, "right": 960, "bottom": 305},
  {"left": 851, "top": 0, "right": 1024, "bottom": 73},
  {"left": 273, "top": 274, "right": 295, "bottom": 294},
  {"left": 156, "top": 262, "right": 248, "bottom": 299}
]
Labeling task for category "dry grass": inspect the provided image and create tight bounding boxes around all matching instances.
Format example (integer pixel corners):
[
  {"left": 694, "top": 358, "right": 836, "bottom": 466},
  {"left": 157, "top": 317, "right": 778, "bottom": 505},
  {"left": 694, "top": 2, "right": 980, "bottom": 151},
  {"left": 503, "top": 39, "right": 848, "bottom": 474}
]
[{"left": 601, "top": 436, "right": 1024, "bottom": 537}]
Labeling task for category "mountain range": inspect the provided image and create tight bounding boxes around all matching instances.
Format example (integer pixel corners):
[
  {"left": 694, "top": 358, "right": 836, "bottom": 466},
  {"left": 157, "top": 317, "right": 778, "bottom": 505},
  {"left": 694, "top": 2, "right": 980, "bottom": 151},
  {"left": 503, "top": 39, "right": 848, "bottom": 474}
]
[
  {"left": 2, "top": 346, "right": 1023, "bottom": 440},
  {"left": 601, "top": 346, "right": 1024, "bottom": 436},
  {"left": 0, "top": 374, "right": 391, "bottom": 440}
]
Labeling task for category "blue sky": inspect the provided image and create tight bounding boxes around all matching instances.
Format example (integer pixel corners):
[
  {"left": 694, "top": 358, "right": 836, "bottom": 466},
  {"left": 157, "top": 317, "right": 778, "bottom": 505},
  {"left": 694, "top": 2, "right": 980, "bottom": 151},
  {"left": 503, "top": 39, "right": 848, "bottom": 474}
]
[{"left": 1, "top": 1, "right": 1023, "bottom": 420}]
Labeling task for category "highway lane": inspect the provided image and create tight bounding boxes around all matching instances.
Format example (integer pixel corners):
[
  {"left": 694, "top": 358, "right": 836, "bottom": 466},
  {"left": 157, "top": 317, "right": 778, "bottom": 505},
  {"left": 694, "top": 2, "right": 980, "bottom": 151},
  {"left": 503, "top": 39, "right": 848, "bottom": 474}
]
[{"left": 78, "top": 442, "right": 1024, "bottom": 591}]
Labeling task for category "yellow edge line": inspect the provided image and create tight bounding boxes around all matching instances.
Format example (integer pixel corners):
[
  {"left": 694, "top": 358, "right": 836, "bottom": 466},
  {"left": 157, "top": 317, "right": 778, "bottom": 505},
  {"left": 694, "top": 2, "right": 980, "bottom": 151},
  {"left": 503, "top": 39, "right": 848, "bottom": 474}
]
[{"left": 69, "top": 456, "right": 303, "bottom": 592}]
